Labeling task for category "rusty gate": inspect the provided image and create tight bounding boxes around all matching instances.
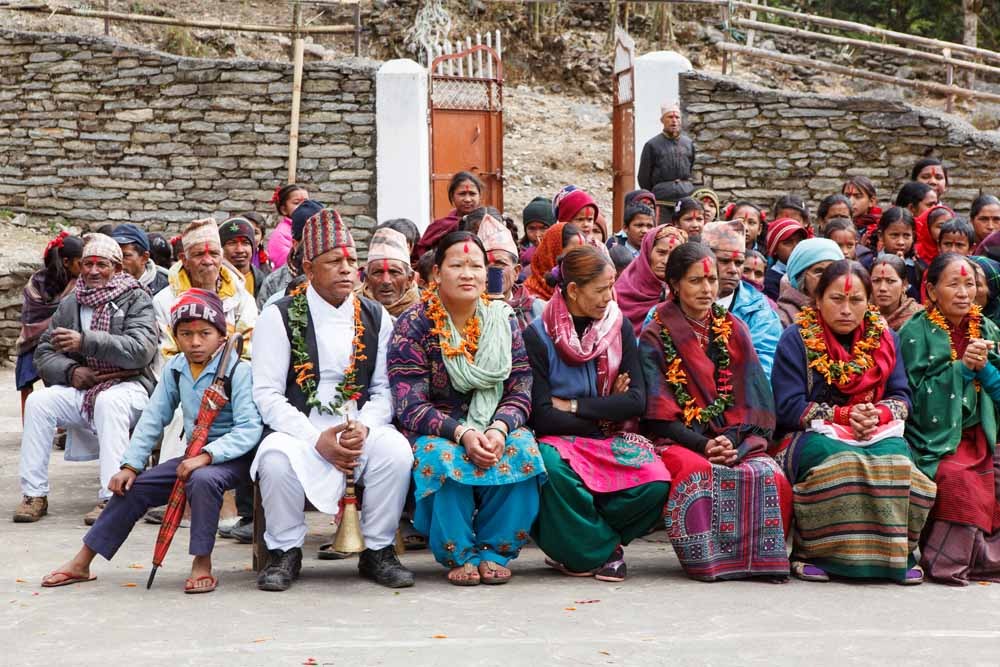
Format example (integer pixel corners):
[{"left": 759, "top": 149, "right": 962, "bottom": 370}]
[
  {"left": 427, "top": 32, "right": 504, "bottom": 221},
  {"left": 611, "top": 28, "right": 636, "bottom": 233}
]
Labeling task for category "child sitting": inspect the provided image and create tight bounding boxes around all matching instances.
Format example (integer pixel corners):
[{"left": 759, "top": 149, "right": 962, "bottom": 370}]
[
  {"left": 937, "top": 218, "right": 975, "bottom": 256},
  {"left": 40, "top": 289, "right": 262, "bottom": 594}
]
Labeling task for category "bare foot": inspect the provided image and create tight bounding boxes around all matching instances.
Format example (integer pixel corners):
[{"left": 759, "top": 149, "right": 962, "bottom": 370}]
[{"left": 185, "top": 555, "right": 216, "bottom": 593}]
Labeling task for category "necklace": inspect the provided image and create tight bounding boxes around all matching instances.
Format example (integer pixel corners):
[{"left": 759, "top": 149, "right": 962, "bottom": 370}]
[
  {"left": 926, "top": 304, "right": 982, "bottom": 361},
  {"left": 289, "top": 282, "right": 366, "bottom": 415},
  {"left": 655, "top": 303, "right": 734, "bottom": 426},
  {"left": 423, "top": 285, "right": 482, "bottom": 362},
  {"left": 796, "top": 306, "right": 882, "bottom": 387}
]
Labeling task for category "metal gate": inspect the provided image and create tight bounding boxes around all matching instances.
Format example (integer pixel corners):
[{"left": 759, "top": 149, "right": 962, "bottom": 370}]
[
  {"left": 611, "top": 28, "right": 636, "bottom": 233},
  {"left": 426, "top": 32, "right": 504, "bottom": 221}
]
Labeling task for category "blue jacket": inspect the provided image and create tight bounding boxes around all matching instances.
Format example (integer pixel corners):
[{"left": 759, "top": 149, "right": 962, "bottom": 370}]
[
  {"left": 120, "top": 349, "right": 262, "bottom": 472},
  {"left": 729, "top": 281, "right": 782, "bottom": 380},
  {"left": 640, "top": 280, "right": 781, "bottom": 379}
]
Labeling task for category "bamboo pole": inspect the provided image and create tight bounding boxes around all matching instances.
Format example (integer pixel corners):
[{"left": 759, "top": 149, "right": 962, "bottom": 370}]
[
  {"left": 726, "top": 0, "right": 1000, "bottom": 65},
  {"left": 715, "top": 42, "right": 1000, "bottom": 105},
  {"left": 732, "top": 17, "right": 1000, "bottom": 78},
  {"left": 6, "top": 2, "right": 356, "bottom": 35},
  {"left": 287, "top": 3, "right": 304, "bottom": 184},
  {"left": 353, "top": 2, "right": 361, "bottom": 56}
]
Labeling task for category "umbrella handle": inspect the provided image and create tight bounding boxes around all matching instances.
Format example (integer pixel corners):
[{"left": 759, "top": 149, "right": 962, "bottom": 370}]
[{"left": 212, "top": 333, "right": 244, "bottom": 386}]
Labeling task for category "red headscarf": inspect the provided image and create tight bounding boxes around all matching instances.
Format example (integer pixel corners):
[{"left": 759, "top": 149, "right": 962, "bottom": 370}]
[
  {"left": 615, "top": 225, "right": 687, "bottom": 336},
  {"left": 914, "top": 204, "right": 953, "bottom": 266},
  {"left": 556, "top": 189, "right": 599, "bottom": 223},
  {"left": 815, "top": 308, "right": 897, "bottom": 404},
  {"left": 525, "top": 221, "right": 570, "bottom": 301}
]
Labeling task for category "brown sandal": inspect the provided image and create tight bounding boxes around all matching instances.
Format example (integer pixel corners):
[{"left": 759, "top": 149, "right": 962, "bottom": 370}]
[
  {"left": 446, "top": 562, "right": 480, "bottom": 586},
  {"left": 478, "top": 560, "right": 512, "bottom": 585}
]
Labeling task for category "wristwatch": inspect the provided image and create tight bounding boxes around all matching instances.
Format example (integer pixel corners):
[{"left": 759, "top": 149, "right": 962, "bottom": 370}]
[{"left": 569, "top": 399, "right": 578, "bottom": 414}]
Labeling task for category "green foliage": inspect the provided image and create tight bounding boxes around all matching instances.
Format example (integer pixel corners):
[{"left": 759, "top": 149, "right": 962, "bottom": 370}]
[{"left": 160, "top": 27, "right": 210, "bottom": 58}]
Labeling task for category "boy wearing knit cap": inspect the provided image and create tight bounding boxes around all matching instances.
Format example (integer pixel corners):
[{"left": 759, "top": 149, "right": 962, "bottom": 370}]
[
  {"left": 220, "top": 217, "right": 269, "bottom": 299},
  {"left": 40, "top": 288, "right": 262, "bottom": 594},
  {"left": 764, "top": 217, "right": 810, "bottom": 300}
]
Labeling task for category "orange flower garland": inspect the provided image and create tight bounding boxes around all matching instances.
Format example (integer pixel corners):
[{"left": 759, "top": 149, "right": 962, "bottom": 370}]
[
  {"left": 423, "top": 285, "right": 483, "bottom": 363},
  {"left": 796, "top": 306, "right": 883, "bottom": 387},
  {"left": 926, "top": 304, "right": 982, "bottom": 361},
  {"left": 289, "top": 281, "right": 366, "bottom": 415}
]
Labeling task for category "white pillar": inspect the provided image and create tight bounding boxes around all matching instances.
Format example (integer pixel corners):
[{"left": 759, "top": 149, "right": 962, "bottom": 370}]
[
  {"left": 633, "top": 51, "right": 693, "bottom": 183},
  {"left": 376, "top": 59, "right": 431, "bottom": 232}
]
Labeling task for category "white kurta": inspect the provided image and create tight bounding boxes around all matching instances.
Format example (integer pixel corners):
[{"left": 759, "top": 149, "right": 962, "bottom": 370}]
[{"left": 251, "top": 287, "right": 412, "bottom": 551}]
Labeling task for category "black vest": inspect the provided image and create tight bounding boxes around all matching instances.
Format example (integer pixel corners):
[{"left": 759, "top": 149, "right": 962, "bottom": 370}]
[{"left": 272, "top": 293, "right": 383, "bottom": 415}]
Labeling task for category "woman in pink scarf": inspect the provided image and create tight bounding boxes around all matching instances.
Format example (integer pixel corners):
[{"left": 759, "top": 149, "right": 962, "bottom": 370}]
[
  {"left": 523, "top": 245, "right": 671, "bottom": 582},
  {"left": 615, "top": 225, "right": 688, "bottom": 336}
]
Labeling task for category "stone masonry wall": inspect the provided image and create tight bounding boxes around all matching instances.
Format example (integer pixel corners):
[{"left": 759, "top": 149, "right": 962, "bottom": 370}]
[
  {"left": 0, "top": 29, "right": 379, "bottom": 250},
  {"left": 680, "top": 71, "right": 1000, "bottom": 217}
]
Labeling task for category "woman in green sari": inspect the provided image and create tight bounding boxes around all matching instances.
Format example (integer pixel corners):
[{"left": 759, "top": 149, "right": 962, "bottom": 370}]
[{"left": 902, "top": 252, "right": 1000, "bottom": 585}]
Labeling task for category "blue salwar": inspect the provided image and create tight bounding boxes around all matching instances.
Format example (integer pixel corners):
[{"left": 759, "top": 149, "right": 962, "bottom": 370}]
[{"left": 411, "top": 427, "right": 545, "bottom": 568}]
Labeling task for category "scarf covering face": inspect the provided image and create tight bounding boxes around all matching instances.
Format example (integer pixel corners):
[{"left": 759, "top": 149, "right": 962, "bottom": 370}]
[
  {"left": 968, "top": 255, "right": 1000, "bottom": 325},
  {"left": 18, "top": 271, "right": 76, "bottom": 354},
  {"left": 811, "top": 306, "right": 897, "bottom": 404},
  {"left": 74, "top": 272, "right": 142, "bottom": 420},
  {"left": 541, "top": 287, "right": 624, "bottom": 397},
  {"left": 524, "top": 221, "right": 570, "bottom": 301},
  {"left": 615, "top": 225, "right": 687, "bottom": 336},
  {"left": 641, "top": 300, "right": 775, "bottom": 446},
  {"left": 436, "top": 295, "right": 514, "bottom": 432}
]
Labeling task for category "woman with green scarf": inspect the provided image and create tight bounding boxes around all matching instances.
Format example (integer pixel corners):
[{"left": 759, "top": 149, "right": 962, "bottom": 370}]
[
  {"left": 968, "top": 255, "right": 1000, "bottom": 328},
  {"left": 902, "top": 252, "right": 1000, "bottom": 585},
  {"left": 388, "top": 231, "right": 545, "bottom": 586}
]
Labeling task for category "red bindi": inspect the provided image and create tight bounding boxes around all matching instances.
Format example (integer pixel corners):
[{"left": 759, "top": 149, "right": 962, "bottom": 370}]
[
  {"left": 730, "top": 251, "right": 741, "bottom": 260},
  {"left": 702, "top": 257, "right": 712, "bottom": 275},
  {"left": 463, "top": 242, "right": 470, "bottom": 254},
  {"left": 960, "top": 263, "right": 968, "bottom": 277},
  {"left": 487, "top": 250, "right": 495, "bottom": 264},
  {"left": 341, "top": 244, "right": 350, "bottom": 258},
  {"left": 382, "top": 258, "right": 389, "bottom": 273},
  {"left": 843, "top": 273, "right": 852, "bottom": 292}
]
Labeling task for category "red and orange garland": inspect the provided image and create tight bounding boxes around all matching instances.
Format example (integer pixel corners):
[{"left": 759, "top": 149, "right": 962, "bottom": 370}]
[
  {"left": 926, "top": 304, "right": 982, "bottom": 361},
  {"left": 796, "top": 306, "right": 882, "bottom": 387},
  {"left": 655, "top": 304, "right": 734, "bottom": 426},
  {"left": 423, "top": 285, "right": 482, "bottom": 363},
  {"left": 289, "top": 281, "right": 367, "bottom": 415}
]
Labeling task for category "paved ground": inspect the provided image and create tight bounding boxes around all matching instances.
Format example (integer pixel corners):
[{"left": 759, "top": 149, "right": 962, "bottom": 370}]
[{"left": 2, "top": 368, "right": 1000, "bottom": 665}]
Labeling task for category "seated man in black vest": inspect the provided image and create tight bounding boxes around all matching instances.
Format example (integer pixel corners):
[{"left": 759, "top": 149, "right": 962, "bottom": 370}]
[{"left": 251, "top": 208, "right": 415, "bottom": 591}]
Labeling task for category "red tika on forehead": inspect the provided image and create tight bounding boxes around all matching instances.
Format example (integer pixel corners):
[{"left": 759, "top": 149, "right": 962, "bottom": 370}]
[
  {"left": 463, "top": 241, "right": 470, "bottom": 254},
  {"left": 702, "top": 257, "right": 713, "bottom": 274},
  {"left": 960, "top": 263, "right": 969, "bottom": 277},
  {"left": 382, "top": 258, "right": 389, "bottom": 273},
  {"left": 341, "top": 244, "right": 350, "bottom": 258},
  {"left": 843, "top": 272, "right": 852, "bottom": 292}
]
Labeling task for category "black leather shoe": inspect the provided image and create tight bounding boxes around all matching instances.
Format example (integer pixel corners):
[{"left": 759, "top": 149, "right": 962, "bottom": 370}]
[
  {"left": 230, "top": 517, "right": 254, "bottom": 544},
  {"left": 218, "top": 516, "right": 252, "bottom": 539},
  {"left": 257, "top": 547, "right": 303, "bottom": 592},
  {"left": 358, "top": 545, "right": 415, "bottom": 588}
]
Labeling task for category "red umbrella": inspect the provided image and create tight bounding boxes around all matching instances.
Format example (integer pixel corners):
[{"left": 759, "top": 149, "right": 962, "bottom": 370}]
[{"left": 146, "top": 334, "right": 244, "bottom": 589}]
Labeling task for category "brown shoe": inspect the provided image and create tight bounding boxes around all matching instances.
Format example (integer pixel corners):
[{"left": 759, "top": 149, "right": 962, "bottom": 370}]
[
  {"left": 13, "top": 495, "right": 48, "bottom": 523},
  {"left": 84, "top": 500, "right": 108, "bottom": 526}
]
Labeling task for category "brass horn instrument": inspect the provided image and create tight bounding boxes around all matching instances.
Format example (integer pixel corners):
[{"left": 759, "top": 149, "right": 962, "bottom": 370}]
[{"left": 331, "top": 401, "right": 365, "bottom": 554}]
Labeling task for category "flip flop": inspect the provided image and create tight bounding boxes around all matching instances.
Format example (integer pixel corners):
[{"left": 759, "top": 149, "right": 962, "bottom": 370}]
[
  {"left": 544, "top": 557, "right": 595, "bottom": 578},
  {"left": 41, "top": 571, "right": 97, "bottom": 588},
  {"left": 184, "top": 575, "right": 217, "bottom": 594},
  {"left": 478, "top": 560, "right": 512, "bottom": 585},
  {"left": 446, "top": 562, "right": 480, "bottom": 586},
  {"left": 898, "top": 566, "right": 925, "bottom": 586},
  {"left": 791, "top": 561, "right": 829, "bottom": 582}
]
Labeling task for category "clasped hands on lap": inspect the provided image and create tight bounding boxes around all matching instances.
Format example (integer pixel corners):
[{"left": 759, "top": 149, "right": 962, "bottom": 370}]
[{"left": 315, "top": 422, "right": 370, "bottom": 474}]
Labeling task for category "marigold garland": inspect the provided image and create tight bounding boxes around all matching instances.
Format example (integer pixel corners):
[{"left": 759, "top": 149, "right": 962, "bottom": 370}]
[
  {"left": 422, "top": 284, "right": 482, "bottom": 363},
  {"left": 795, "top": 306, "right": 883, "bottom": 387},
  {"left": 655, "top": 304, "right": 734, "bottom": 427},
  {"left": 926, "top": 304, "right": 982, "bottom": 362},
  {"left": 289, "top": 281, "right": 366, "bottom": 415}
]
